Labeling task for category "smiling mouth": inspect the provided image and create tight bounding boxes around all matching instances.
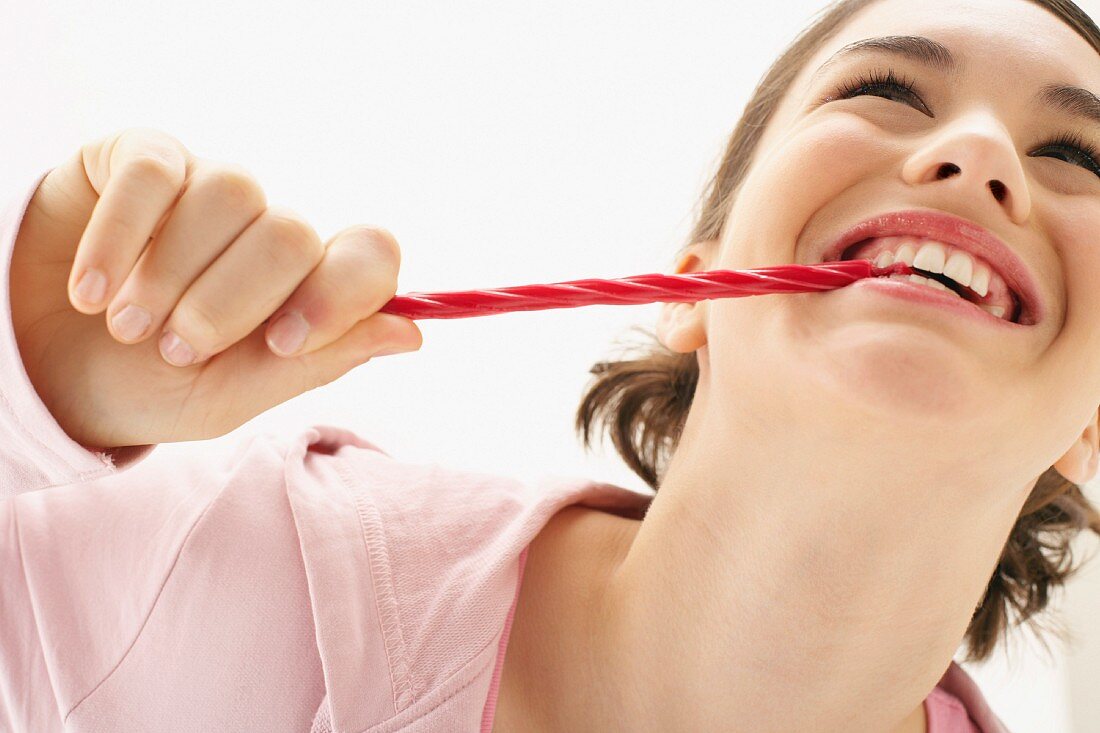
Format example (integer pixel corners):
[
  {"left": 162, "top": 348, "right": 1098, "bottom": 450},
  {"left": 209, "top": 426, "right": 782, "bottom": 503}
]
[
  {"left": 837, "top": 238, "right": 1024, "bottom": 324},
  {"left": 881, "top": 259, "right": 1017, "bottom": 318},
  {"left": 876, "top": 269, "right": 1020, "bottom": 321}
]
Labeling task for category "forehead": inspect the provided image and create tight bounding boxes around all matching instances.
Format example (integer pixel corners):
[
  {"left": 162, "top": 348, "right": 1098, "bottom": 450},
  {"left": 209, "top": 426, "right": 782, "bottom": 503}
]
[{"left": 797, "top": 0, "right": 1100, "bottom": 91}]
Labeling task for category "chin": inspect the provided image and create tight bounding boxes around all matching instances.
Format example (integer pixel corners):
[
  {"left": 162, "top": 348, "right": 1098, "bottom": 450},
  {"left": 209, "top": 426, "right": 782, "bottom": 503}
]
[{"left": 799, "top": 321, "right": 981, "bottom": 423}]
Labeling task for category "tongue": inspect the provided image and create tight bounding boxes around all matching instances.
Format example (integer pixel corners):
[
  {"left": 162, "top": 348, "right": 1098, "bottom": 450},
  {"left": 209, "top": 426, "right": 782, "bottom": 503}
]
[{"left": 849, "top": 237, "right": 1018, "bottom": 318}]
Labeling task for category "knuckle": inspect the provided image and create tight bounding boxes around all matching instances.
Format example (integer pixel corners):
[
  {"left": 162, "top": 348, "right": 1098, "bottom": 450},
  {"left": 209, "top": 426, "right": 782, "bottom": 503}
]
[
  {"left": 194, "top": 164, "right": 267, "bottom": 212},
  {"left": 338, "top": 229, "right": 400, "bottom": 303},
  {"left": 118, "top": 127, "right": 187, "bottom": 159},
  {"left": 120, "top": 152, "right": 181, "bottom": 189},
  {"left": 355, "top": 226, "right": 402, "bottom": 267},
  {"left": 262, "top": 207, "right": 324, "bottom": 268}
]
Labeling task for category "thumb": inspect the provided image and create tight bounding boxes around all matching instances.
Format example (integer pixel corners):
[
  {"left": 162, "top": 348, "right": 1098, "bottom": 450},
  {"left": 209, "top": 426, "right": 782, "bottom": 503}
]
[
  {"left": 239, "top": 311, "right": 424, "bottom": 401},
  {"left": 298, "top": 311, "right": 424, "bottom": 391},
  {"left": 370, "top": 313, "right": 424, "bottom": 356}
]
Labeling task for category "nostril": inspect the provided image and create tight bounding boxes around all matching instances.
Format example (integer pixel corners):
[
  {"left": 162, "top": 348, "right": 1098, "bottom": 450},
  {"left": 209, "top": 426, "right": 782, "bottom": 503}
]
[{"left": 936, "top": 163, "right": 961, "bottom": 179}]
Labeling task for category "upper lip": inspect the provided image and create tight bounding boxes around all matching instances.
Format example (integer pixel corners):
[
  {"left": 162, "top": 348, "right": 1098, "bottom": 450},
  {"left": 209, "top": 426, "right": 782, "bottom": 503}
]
[{"left": 816, "top": 209, "right": 1045, "bottom": 326}]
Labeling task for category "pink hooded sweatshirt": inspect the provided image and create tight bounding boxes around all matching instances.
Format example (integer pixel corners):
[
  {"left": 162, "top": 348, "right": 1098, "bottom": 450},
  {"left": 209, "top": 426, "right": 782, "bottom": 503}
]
[{"left": 0, "top": 168, "right": 1011, "bottom": 732}]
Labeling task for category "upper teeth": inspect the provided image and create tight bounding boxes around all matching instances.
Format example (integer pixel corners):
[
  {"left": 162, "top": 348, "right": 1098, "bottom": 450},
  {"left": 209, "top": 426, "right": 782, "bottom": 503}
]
[{"left": 870, "top": 239, "right": 992, "bottom": 297}]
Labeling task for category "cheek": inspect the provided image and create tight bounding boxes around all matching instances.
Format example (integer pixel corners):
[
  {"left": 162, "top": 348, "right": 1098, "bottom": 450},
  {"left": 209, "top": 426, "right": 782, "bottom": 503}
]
[
  {"left": 766, "top": 115, "right": 897, "bottom": 193},
  {"left": 703, "top": 117, "right": 915, "bottom": 386},
  {"left": 719, "top": 116, "right": 897, "bottom": 270},
  {"left": 1056, "top": 210, "right": 1100, "bottom": 354},
  {"left": 739, "top": 115, "right": 901, "bottom": 229},
  {"left": 1029, "top": 203, "right": 1100, "bottom": 410}
]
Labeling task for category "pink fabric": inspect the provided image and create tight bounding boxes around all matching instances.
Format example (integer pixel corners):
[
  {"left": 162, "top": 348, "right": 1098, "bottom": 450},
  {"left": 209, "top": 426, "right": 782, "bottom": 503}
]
[
  {"left": 926, "top": 686, "right": 982, "bottom": 733},
  {"left": 479, "top": 547, "right": 528, "bottom": 733},
  {"left": 0, "top": 168, "right": 1010, "bottom": 732},
  {"left": 926, "top": 659, "right": 1015, "bottom": 733}
]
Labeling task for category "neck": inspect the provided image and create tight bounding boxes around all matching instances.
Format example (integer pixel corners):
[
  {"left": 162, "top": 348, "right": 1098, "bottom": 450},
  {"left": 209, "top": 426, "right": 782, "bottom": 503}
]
[{"left": 576, "top": 374, "right": 1027, "bottom": 732}]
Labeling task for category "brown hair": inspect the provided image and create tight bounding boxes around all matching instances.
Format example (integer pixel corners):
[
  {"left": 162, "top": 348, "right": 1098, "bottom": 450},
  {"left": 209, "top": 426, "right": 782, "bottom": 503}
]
[{"left": 575, "top": 0, "right": 1100, "bottom": 664}]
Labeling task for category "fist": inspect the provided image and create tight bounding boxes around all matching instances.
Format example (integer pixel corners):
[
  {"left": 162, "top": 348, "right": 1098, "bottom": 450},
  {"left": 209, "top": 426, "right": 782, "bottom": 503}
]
[{"left": 10, "top": 127, "right": 423, "bottom": 448}]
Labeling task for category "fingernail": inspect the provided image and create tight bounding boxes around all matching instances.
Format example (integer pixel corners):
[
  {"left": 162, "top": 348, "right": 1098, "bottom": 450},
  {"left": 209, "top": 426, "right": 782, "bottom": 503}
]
[
  {"left": 267, "top": 311, "right": 310, "bottom": 356},
  {"left": 111, "top": 304, "right": 152, "bottom": 341},
  {"left": 75, "top": 269, "right": 107, "bottom": 306},
  {"left": 160, "top": 330, "right": 197, "bottom": 366}
]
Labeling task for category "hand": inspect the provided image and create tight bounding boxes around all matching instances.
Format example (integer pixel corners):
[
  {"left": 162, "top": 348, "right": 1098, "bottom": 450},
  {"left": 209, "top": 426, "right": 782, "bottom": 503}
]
[{"left": 10, "top": 127, "right": 423, "bottom": 449}]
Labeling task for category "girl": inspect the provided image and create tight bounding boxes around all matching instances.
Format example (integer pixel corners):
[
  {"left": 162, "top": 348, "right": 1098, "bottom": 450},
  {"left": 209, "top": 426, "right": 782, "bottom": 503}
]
[{"left": 3, "top": 0, "right": 1100, "bottom": 730}]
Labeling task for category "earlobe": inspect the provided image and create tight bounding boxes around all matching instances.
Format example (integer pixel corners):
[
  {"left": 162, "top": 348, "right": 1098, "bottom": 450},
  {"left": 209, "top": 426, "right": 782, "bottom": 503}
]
[
  {"left": 655, "top": 246, "right": 713, "bottom": 354},
  {"left": 1053, "top": 407, "right": 1100, "bottom": 485},
  {"left": 657, "top": 301, "right": 707, "bottom": 353}
]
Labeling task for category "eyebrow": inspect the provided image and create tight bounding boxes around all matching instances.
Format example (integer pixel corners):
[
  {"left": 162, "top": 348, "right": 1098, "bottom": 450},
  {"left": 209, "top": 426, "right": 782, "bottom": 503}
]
[{"left": 811, "top": 35, "right": 1100, "bottom": 130}]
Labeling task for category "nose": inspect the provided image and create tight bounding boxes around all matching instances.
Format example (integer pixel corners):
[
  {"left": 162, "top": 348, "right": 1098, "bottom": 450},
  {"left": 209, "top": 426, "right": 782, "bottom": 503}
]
[{"left": 901, "top": 112, "right": 1032, "bottom": 225}]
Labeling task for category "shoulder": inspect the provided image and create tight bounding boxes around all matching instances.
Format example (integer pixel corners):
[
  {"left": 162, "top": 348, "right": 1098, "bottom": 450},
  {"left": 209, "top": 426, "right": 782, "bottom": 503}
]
[
  {"left": 517, "top": 503, "right": 640, "bottom": 629},
  {"left": 491, "top": 504, "right": 640, "bottom": 732},
  {"left": 299, "top": 423, "right": 651, "bottom": 551},
  {"left": 291, "top": 425, "right": 654, "bottom": 730},
  {"left": 530, "top": 504, "right": 640, "bottom": 572}
]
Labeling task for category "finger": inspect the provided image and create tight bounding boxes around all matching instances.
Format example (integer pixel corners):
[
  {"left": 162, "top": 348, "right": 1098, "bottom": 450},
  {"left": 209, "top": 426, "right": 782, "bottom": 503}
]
[
  {"left": 201, "top": 309, "right": 424, "bottom": 429},
  {"left": 102, "top": 162, "right": 267, "bottom": 345},
  {"left": 263, "top": 226, "right": 420, "bottom": 358},
  {"left": 68, "top": 127, "right": 194, "bottom": 313},
  {"left": 158, "top": 206, "right": 326, "bottom": 367},
  {"left": 276, "top": 310, "right": 423, "bottom": 391}
]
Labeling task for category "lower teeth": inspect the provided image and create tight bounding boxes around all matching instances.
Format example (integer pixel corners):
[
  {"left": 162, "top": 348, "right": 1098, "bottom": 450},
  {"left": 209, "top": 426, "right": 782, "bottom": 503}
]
[{"left": 885, "top": 273, "right": 1005, "bottom": 319}]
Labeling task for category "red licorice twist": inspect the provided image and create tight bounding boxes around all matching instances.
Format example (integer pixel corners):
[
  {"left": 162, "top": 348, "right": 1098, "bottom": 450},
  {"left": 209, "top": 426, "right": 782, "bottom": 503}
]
[{"left": 379, "top": 260, "right": 913, "bottom": 320}]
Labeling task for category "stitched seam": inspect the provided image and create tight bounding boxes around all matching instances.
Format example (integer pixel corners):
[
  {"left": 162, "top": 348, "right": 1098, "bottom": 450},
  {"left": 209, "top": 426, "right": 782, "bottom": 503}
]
[
  {"left": 360, "top": 651, "right": 498, "bottom": 733},
  {"left": 11, "top": 504, "right": 66, "bottom": 727},
  {"left": 479, "top": 545, "right": 527, "bottom": 733},
  {"left": 62, "top": 480, "right": 227, "bottom": 721},
  {"left": 334, "top": 457, "right": 417, "bottom": 713},
  {"left": 360, "top": 606, "right": 517, "bottom": 733}
]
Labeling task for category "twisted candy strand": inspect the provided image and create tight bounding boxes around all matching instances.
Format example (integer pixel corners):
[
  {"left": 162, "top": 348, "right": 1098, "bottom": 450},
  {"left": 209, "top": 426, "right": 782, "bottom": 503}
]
[{"left": 378, "top": 260, "right": 913, "bottom": 320}]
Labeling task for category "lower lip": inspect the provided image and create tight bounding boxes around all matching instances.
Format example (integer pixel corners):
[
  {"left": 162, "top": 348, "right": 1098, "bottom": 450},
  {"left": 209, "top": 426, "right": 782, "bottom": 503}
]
[{"left": 842, "top": 273, "right": 1021, "bottom": 328}]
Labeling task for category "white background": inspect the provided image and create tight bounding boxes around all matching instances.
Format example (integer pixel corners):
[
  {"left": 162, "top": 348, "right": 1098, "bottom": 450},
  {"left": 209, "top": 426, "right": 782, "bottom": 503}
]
[{"left": 3, "top": 1, "right": 1099, "bottom": 730}]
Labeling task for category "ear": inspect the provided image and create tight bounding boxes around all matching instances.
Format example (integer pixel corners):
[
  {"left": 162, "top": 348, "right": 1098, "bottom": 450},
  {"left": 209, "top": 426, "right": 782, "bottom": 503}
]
[
  {"left": 656, "top": 243, "right": 714, "bottom": 354},
  {"left": 1053, "top": 406, "right": 1100, "bottom": 485}
]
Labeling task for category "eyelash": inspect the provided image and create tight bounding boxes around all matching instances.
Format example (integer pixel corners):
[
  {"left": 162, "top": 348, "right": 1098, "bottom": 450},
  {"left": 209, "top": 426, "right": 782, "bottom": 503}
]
[{"left": 824, "top": 68, "right": 1100, "bottom": 178}]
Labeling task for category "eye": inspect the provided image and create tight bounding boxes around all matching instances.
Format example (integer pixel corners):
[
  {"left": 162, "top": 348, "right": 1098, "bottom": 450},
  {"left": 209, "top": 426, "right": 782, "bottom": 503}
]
[
  {"left": 1031, "top": 130, "right": 1100, "bottom": 178},
  {"left": 822, "top": 68, "right": 1100, "bottom": 179},
  {"left": 821, "top": 67, "right": 931, "bottom": 115}
]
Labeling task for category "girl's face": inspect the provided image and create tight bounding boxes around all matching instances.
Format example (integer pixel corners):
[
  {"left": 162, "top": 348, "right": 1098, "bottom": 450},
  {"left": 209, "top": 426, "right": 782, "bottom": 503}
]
[{"left": 658, "top": 0, "right": 1100, "bottom": 484}]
